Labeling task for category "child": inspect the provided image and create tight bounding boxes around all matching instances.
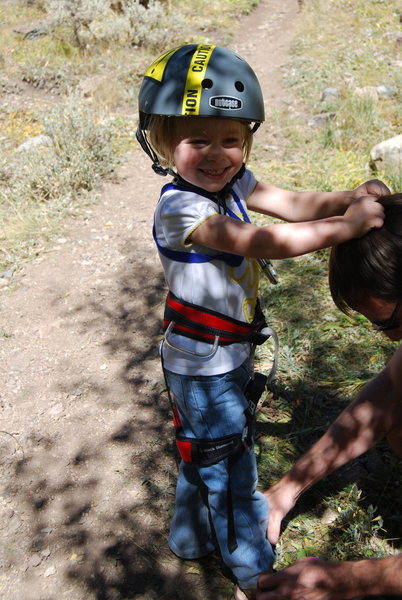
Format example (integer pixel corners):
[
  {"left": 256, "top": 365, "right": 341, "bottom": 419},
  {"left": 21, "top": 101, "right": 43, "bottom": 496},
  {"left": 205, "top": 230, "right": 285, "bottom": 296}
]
[{"left": 136, "top": 44, "right": 386, "bottom": 599}]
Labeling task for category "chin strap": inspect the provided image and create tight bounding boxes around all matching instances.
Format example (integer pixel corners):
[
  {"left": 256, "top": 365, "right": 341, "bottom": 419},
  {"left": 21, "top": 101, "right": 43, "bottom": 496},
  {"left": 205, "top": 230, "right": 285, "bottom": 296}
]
[
  {"left": 172, "top": 164, "right": 247, "bottom": 213},
  {"left": 137, "top": 118, "right": 277, "bottom": 282},
  {"left": 136, "top": 122, "right": 175, "bottom": 177}
]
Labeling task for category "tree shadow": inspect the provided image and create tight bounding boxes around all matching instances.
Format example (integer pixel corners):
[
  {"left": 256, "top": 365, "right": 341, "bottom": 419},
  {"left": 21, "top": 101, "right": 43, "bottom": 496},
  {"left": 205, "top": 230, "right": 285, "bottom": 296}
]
[
  {"left": 4, "top": 249, "right": 234, "bottom": 599},
  {"left": 4, "top": 244, "right": 401, "bottom": 599}
]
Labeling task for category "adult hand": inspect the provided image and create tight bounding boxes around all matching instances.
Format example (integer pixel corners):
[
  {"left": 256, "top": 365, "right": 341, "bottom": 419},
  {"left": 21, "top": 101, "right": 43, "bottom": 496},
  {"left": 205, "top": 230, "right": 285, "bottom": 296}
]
[
  {"left": 264, "top": 482, "right": 298, "bottom": 546},
  {"left": 257, "top": 558, "right": 351, "bottom": 600}
]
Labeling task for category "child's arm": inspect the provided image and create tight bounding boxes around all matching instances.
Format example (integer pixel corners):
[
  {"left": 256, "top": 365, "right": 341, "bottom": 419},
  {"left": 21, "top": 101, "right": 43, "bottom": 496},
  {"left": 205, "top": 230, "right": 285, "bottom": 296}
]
[
  {"left": 189, "top": 195, "right": 384, "bottom": 259},
  {"left": 247, "top": 179, "right": 389, "bottom": 222}
]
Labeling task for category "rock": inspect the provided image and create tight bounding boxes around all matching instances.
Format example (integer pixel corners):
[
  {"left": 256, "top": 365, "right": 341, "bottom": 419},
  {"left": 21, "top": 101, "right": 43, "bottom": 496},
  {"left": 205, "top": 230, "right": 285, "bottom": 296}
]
[
  {"left": 16, "top": 135, "right": 53, "bottom": 153},
  {"left": 308, "top": 112, "right": 336, "bottom": 127},
  {"left": 320, "top": 87, "right": 340, "bottom": 103},
  {"left": 29, "top": 553, "right": 42, "bottom": 568},
  {"left": 320, "top": 508, "right": 338, "bottom": 525},
  {"left": 40, "top": 527, "right": 53, "bottom": 534},
  {"left": 370, "top": 134, "right": 402, "bottom": 175},
  {"left": 13, "top": 19, "right": 56, "bottom": 40},
  {"left": 354, "top": 84, "right": 399, "bottom": 102},
  {"left": 377, "top": 85, "right": 397, "bottom": 98}
]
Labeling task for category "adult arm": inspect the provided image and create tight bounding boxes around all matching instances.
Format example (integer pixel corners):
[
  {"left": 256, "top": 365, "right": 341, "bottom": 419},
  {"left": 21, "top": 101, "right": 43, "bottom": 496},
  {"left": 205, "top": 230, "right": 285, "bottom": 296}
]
[
  {"left": 247, "top": 179, "right": 389, "bottom": 222},
  {"left": 257, "top": 555, "right": 402, "bottom": 600},
  {"left": 258, "top": 344, "right": 402, "bottom": 600},
  {"left": 265, "top": 342, "right": 402, "bottom": 547}
]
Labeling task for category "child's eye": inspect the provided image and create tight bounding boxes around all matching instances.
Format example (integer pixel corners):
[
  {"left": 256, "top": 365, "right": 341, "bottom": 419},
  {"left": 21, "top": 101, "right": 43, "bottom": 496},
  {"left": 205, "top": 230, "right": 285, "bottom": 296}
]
[
  {"left": 224, "top": 137, "right": 241, "bottom": 145},
  {"left": 190, "top": 139, "right": 207, "bottom": 146}
]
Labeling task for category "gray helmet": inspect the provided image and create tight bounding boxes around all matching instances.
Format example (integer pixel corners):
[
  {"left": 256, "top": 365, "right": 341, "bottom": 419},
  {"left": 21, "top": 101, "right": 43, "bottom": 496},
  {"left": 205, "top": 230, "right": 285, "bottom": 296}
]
[{"left": 137, "top": 44, "right": 265, "bottom": 174}]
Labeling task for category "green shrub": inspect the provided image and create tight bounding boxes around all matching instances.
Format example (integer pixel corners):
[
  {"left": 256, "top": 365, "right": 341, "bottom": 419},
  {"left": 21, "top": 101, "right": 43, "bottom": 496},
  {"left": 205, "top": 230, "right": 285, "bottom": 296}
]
[
  {"left": 0, "top": 94, "right": 120, "bottom": 269},
  {"left": 44, "top": 0, "right": 185, "bottom": 50},
  {"left": 22, "top": 95, "right": 116, "bottom": 198}
]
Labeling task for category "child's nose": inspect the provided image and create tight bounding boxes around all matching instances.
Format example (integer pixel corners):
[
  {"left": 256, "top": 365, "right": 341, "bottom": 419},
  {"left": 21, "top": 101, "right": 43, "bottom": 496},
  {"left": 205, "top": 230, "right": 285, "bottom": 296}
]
[{"left": 207, "top": 143, "right": 225, "bottom": 160}]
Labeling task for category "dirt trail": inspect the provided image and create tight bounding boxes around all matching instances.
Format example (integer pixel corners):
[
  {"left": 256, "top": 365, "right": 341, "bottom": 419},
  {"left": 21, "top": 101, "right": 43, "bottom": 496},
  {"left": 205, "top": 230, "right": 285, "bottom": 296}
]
[{"left": 0, "top": 2, "right": 299, "bottom": 598}]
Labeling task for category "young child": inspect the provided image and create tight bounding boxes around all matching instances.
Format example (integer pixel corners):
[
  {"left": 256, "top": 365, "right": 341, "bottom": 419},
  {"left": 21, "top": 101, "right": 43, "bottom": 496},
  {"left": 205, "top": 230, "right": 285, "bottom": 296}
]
[{"left": 136, "top": 44, "right": 386, "bottom": 599}]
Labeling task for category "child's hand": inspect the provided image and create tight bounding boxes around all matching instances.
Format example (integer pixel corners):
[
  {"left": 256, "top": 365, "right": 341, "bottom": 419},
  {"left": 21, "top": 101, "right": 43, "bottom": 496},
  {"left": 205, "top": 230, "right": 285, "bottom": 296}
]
[
  {"left": 352, "top": 178, "right": 390, "bottom": 200},
  {"left": 343, "top": 195, "right": 384, "bottom": 237}
]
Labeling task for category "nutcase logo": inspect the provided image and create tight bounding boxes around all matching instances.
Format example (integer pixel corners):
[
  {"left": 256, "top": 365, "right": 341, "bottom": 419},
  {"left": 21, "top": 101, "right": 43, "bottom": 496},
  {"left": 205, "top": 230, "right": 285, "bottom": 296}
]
[{"left": 209, "top": 96, "right": 242, "bottom": 110}]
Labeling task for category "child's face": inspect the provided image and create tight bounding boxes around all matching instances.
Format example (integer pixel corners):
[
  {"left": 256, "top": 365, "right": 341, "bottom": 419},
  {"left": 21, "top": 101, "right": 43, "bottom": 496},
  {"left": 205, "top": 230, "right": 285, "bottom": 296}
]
[{"left": 172, "top": 118, "right": 245, "bottom": 193}]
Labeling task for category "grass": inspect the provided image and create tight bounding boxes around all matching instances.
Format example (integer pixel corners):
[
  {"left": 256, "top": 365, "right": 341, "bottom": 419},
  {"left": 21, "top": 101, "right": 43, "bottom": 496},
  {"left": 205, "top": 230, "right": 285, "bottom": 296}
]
[
  {"left": 251, "top": 0, "right": 402, "bottom": 192},
  {"left": 0, "top": 94, "right": 122, "bottom": 270},
  {"left": 255, "top": 251, "right": 400, "bottom": 568}
]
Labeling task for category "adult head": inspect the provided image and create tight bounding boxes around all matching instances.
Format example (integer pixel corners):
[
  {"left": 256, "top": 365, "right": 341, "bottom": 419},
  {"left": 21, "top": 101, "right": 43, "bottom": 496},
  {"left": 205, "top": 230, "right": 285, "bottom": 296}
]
[{"left": 329, "top": 193, "right": 402, "bottom": 341}]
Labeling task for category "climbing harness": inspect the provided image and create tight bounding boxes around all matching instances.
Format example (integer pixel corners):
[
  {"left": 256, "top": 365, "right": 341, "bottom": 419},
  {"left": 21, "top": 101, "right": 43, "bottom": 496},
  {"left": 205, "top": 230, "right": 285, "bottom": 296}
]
[
  {"left": 161, "top": 294, "right": 279, "bottom": 553},
  {"left": 156, "top": 163, "right": 279, "bottom": 554}
]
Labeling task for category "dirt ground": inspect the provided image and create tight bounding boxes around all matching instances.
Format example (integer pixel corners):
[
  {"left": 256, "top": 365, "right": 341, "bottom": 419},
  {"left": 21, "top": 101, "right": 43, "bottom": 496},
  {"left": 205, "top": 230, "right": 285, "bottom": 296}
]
[{"left": 0, "top": 2, "right": 300, "bottom": 598}]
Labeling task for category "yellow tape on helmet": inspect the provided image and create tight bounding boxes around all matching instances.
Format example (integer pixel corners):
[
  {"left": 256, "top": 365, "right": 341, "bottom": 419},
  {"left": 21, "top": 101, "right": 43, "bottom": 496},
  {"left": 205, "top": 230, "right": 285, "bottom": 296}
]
[
  {"left": 145, "top": 47, "right": 180, "bottom": 82},
  {"left": 181, "top": 44, "right": 215, "bottom": 116}
]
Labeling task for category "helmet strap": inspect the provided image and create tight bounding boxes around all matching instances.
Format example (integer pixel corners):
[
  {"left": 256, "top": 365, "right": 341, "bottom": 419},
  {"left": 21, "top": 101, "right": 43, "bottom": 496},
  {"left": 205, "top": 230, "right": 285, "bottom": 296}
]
[
  {"left": 172, "top": 163, "right": 246, "bottom": 214},
  {"left": 217, "top": 163, "right": 246, "bottom": 200},
  {"left": 136, "top": 125, "right": 174, "bottom": 177}
]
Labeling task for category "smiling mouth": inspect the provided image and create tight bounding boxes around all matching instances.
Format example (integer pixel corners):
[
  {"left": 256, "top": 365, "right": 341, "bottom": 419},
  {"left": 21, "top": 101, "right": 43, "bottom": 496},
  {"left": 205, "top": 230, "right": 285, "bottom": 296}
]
[{"left": 201, "top": 168, "right": 228, "bottom": 176}]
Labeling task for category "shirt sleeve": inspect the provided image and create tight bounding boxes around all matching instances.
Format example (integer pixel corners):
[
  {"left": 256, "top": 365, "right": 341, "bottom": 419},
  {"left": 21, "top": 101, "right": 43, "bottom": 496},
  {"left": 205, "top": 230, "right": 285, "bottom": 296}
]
[
  {"left": 234, "top": 168, "right": 258, "bottom": 202},
  {"left": 158, "top": 190, "right": 219, "bottom": 249}
]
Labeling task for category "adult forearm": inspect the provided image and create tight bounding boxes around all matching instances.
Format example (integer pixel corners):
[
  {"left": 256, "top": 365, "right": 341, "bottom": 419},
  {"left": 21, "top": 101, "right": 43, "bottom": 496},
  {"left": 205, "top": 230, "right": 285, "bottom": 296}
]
[
  {"left": 265, "top": 370, "right": 398, "bottom": 546},
  {"left": 257, "top": 556, "right": 402, "bottom": 599},
  {"left": 349, "top": 556, "right": 402, "bottom": 596},
  {"left": 272, "top": 371, "right": 394, "bottom": 501}
]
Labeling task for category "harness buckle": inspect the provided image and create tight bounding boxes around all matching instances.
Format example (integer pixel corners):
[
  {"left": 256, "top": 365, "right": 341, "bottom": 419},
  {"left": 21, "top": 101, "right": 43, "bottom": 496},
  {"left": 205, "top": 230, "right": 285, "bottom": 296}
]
[{"left": 164, "top": 321, "right": 220, "bottom": 358}]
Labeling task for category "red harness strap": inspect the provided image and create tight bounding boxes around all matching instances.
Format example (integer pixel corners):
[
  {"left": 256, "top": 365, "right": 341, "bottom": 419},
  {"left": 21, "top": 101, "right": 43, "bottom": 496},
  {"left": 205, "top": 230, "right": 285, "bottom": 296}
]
[{"left": 163, "top": 291, "right": 269, "bottom": 346}]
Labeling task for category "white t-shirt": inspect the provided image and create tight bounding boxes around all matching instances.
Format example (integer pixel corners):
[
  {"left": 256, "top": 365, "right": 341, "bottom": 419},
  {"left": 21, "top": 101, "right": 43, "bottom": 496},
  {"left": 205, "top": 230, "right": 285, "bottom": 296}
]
[{"left": 154, "top": 169, "right": 260, "bottom": 375}]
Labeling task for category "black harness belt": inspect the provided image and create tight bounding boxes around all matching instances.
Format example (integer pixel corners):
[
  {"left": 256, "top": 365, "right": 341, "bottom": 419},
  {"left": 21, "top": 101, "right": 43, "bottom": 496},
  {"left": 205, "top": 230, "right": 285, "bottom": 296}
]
[{"left": 163, "top": 291, "right": 270, "bottom": 346}]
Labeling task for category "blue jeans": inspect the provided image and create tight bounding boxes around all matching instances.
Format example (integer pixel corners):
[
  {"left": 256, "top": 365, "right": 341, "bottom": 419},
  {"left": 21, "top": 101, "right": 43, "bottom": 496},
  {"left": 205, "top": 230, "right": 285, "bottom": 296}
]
[{"left": 165, "top": 360, "right": 275, "bottom": 589}]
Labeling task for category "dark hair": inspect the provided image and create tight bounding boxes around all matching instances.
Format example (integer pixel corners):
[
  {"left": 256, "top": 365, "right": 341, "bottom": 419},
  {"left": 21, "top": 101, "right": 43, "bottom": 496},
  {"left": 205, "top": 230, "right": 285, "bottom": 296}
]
[{"left": 329, "top": 193, "right": 402, "bottom": 313}]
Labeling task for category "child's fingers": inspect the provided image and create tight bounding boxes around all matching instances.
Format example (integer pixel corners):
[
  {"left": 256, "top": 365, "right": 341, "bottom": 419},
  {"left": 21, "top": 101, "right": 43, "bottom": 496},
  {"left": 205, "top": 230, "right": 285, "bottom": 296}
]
[{"left": 355, "top": 179, "right": 391, "bottom": 198}]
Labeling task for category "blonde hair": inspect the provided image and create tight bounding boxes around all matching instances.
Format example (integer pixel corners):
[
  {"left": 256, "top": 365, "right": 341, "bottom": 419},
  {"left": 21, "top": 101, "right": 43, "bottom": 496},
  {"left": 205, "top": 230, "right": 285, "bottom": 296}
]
[{"left": 146, "top": 115, "right": 254, "bottom": 170}]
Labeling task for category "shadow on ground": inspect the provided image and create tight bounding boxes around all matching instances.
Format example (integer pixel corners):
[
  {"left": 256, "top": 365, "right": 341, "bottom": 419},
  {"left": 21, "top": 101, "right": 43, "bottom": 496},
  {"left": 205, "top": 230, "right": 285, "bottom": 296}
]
[{"left": 3, "top": 251, "right": 234, "bottom": 599}]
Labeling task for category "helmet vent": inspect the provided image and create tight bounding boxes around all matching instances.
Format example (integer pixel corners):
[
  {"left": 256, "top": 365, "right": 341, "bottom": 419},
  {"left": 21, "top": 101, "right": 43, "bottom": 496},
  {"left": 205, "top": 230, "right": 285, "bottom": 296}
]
[
  {"left": 235, "top": 81, "right": 245, "bottom": 92},
  {"left": 201, "top": 78, "right": 213, "bottom": 89}
]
